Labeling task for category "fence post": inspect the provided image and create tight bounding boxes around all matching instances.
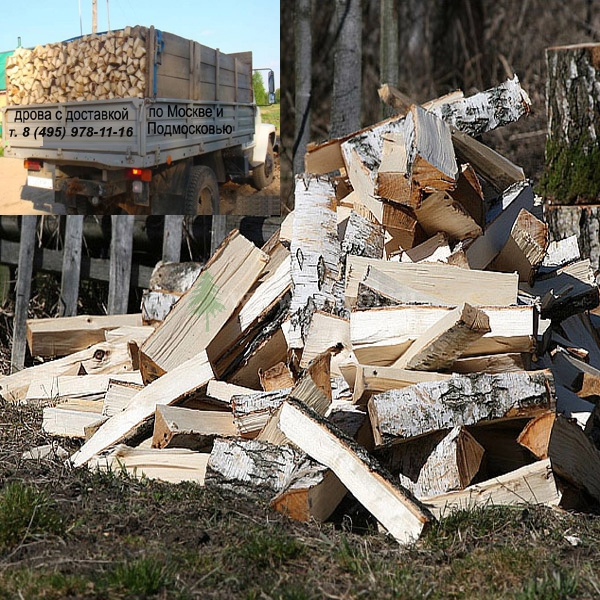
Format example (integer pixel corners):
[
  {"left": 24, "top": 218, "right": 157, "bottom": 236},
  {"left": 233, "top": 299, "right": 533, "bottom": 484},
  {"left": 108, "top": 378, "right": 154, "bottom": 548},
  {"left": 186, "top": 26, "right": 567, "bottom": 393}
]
[
  {"left": 162, "top": 215, "right": 183, "bottom": 263},
  {"left": 11, "top": 216, "right": 37, "bottom": 373},
  {"left": 107, "top": 215, "right": 134, "bottom": 315},
  {"left": 210, "top": 215, "right": 227, "bottom": 256},
  {"left": 59, "top": 216, "right": 84, "bottom": 317}
]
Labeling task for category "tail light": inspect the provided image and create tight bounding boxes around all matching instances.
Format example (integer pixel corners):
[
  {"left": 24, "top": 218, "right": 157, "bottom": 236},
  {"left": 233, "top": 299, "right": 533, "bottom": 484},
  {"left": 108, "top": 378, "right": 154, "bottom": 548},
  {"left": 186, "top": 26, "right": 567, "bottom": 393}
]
[
  {"left": 24, "top": 159, "right": 43, "bottom": 171},
  {"left": 126, "top": 168, "right": 152, "bottom": 182}
]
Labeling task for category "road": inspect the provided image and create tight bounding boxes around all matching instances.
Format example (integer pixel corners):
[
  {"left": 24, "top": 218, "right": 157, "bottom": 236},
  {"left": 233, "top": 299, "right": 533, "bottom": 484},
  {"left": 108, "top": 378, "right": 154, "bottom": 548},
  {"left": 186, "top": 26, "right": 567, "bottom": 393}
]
[
  {"left": 0, "top": 157, "right": 65, "bottom": 214},
  {"left": 0, "top": 156, "right": 281, "bottom": 215}
]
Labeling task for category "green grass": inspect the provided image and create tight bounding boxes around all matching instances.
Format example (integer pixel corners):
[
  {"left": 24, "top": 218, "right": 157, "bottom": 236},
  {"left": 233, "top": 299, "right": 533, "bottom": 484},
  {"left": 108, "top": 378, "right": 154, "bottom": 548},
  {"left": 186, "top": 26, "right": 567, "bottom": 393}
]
[
  {"left": 260, "top": 103, "right": 280, "bottom": 134},
  {"left": 0, "top": 145, "right": 4, "bottom": 157},
  {"left": 0, "top": 481, "right": 63, "bottom": 554}
]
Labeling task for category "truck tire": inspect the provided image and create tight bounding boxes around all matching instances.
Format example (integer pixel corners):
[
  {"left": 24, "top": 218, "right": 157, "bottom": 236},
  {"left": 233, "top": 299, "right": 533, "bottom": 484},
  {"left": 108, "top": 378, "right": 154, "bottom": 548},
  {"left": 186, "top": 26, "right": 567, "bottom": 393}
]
[
  {"left": 252, "top": 139, "right": 274, "bottom": 190},
  {"left": 184, "top": 166, "right": 220, "bottom": 215}
]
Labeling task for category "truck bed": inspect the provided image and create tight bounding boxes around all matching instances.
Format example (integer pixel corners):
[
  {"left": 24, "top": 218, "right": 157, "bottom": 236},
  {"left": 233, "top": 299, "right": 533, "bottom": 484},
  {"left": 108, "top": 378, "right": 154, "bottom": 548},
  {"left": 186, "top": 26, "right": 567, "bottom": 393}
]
[{"left": 2, "top": 97, "right": 255, "bottom": 168}]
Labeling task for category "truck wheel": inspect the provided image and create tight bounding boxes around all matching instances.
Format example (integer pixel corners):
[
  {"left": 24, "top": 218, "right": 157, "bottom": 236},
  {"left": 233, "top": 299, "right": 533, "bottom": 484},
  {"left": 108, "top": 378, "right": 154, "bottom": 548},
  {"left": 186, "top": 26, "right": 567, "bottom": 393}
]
[
  {"left": 184, "top": 166, "right": 220, "bottom": 215},
  {"left": 252, "top": 139, "right": 274, "bottom": 190}
]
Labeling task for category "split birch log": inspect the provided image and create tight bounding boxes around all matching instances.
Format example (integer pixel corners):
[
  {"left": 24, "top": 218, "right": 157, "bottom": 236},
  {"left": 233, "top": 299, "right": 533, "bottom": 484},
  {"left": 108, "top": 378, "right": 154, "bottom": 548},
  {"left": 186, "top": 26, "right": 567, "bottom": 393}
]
[
  {"left": 288, "top": 176, "right": 343, "bottom": 349},
  {"left": 270, "top": 465, "right": 347, "bottom": 522},
  {"left": 152, "top": 404, "right": 237, "bottom": 450},
  {"left": 71, "top": 351, "right": 214, "bottom": 467},
  {"left": 392, "top": 303, "right": 491, "bottom": 371},
  {"left": 450, "top": 353, "right": 528, "bottom": 374},
  {"left": 522, "top": 259, "right": 599, "bottom": 321},
  {"left": 0, "top": 340, "right": 134, "bottom": 403},
  {"left": 346, "top": 256, "right": 518, "bottom": 309},
  {"left": 102, "top": 380, "right": 143, "bottom": 416},
  {"left": 88, "top": 445, "right": 209, "bottom": 485},
  {"left": 394, "top": 426, "right": 485, "bottom": 498},
  {"left": 414, "top": 192, "right": 482, "bottom": 242},
  {"left": 541, "top": 235, "right": 581, "bottom": 272},
  {"left": 300, "top": 312, "right": 351, "bottom": 374},
  {"left": 376, "top": 105, "right": 457, "bottom": 207},
  {"left": 449, "top": 164, "right": 485, "bottom": 228},
  {"left": 400, "top": 232, "right": 452, "bottom": 264},
  {"left": 350, "top": 305, "right": 535, "bottom": 366},
  {"left": 231, "top": 388, "right": 292, "bottom": 437},
  {"left": 205, "top": 437, "right": 310, "bottom": 501},
  {"left": 451, "top": 129, "right": 526, "bottom": 194},
  {"left": 259, "top": 362, "right": 295, "bottom": 391},
  {"left": 340, "top": 210, "right": 385, "bottom": 260},
  {"left": 490, "top": 209, "right": 549, "bottom": 283},
  {"left": 550, "top": 346, "right": 600, "bottom": 398},
  {"left": 43, "top": 406, "right": 106, "bottom": 438},
  {"left": 278, "top": 399, "right": 433, "bottom": 544},
  {"left": 465, "top": 182, "right": 538, "bottom": 270},
  {"left": 347, "top": 364, "right": 451, "bottom": 403},
  {"left": 368, "top": 371, "right": 555, "bottom": 447},
  {"left": 518, "top": 412, "right": 600, "bottom": 503},
  {"left": 422, "top": 459, "right": 560, "bottom": 518},
  {"left": 206, "top": 242, "right": 291, "bottom": 370},
  {"left": 205, "top": 380, "right": 255, "bottom": 408},
  {"left": 140, "top": 230, "right": 269, "bottom": 382},
  {"left": 27, "top": 313, "right": 143, "bottom": 358}
]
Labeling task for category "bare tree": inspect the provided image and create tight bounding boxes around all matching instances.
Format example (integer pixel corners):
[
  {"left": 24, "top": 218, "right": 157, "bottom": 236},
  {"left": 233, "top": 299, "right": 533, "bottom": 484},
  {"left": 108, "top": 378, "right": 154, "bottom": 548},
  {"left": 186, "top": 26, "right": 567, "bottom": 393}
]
[
  {"left": 330, "top": 0, "right": 362, "bottom": 137},
  {"left": 293, "top": 0, "right": 312, "bottom": 175},
  {"left": 380, "top": 0, "right": 399, "bottom": 117}
]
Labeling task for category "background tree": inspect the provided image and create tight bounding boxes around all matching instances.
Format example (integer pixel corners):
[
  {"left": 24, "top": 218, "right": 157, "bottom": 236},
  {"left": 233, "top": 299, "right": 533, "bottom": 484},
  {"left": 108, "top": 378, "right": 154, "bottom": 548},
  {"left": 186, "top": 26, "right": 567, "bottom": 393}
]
[
  {"left": 330, "top": 0, "right": 362, "bottom": 138},
  {"left": 252, "top": 72, "right": 268, "bottom": 106}
]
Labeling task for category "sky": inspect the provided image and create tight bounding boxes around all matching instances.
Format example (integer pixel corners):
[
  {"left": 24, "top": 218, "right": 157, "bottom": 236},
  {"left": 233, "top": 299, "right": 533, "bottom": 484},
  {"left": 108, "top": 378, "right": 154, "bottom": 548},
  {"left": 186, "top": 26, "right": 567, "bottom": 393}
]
[{"left": 0, "top": 0, "right": 280, "bottom": 88}]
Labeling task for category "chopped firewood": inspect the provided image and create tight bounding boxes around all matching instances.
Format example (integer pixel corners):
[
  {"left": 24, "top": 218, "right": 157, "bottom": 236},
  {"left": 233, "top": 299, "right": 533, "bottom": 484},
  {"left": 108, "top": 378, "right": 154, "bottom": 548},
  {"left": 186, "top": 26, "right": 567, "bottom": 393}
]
[
  {"left": 89, "top": 445, "right": 209, "bottom": 485},
  {"left": 518, "top": 412, "right": 600, "bottom": 504},
  {"left": 26, "top": 313, "right": 143, "bottom": 358},
  {"left": 466, "top": 182, "right": 538, "bottom": 270},
  {"left": 140, "top": 230, "right": 269, "bottom": 383},
  {"left": 451, "top": 353, "right": 529, "bottom": 374},
  {"left": 288, "top": 177, "right": 343, "bottom": 349},
  {"left": 347, "top": 363, "right": 451, "bottom": 403},
  {"left": 339, "top": 210, "right": 385, "bottom": 260},
  {"left": 540, "top": 235, "right": 580, "bottom": 273},
  {"left": 451, "top": 129, "right": 526, "bottom": 193},
  {"left": 554, "top": 385, "right": 595, "bottom": 431},
  {"left": 392, "top": 303, "right": 491, "bottom": 371},
  {"left": 551, "top": 346, "right": 600, "bottom": 396},
  {"left": 351, "top": 305, "right": 535, "bottom": 366},
  {"left": 278, "top": 399, "right": 433, "bottom": 544},
  {"left": 400, "top": 232, "right": 452, "bottom": 264},
  {"left": 490, "top": 209, "right": 549, "bottom": 283},
  {"left": 26, "top": 372, "right": 142, "bottom": 404},
  {"left": 231, "top": 388, "right": 292, "bottom": 438},
  {"left": 141, "top": 291, "right": 182, "bottom": 324},
  {"left": 449, "top": 164, "right": 485, "bottom": 227},
  {"left": 346, "top": 256, "right": 519, "bottom": 309},
  {"left": 528, "top": 261, "right": 600, "bottom": 322},
  {"left": 422, "top": 459, "right": 560, "bottom": 518},
  {"left": 152, "top": 404, "right": 236, "bottom": 450},
  {"left": 368, "top": 371, "right": 555, "bottom": 447},
  {"left": 300, "top": 312, "right": 351, "bottom": 375},
  {"left": 414, "top": 192, "right": 482, "bottom": 242},
  {"left": 271, "top": 466, "right": 347, "bottom": 523},
  {"left": 259, "top": 362, "right": 295, "bottom": 392},
  {"left": 102, "top": 380, "right": 143, "bottom": 417},
  {"left": 205, "top": 380, "right": 255, "bottom": 407},
  {"left": 104, "top": 326, "right": 155, "bottom": 344},
  {"left": 392, "top": 426, "right": 485, "bottom": 497},
  {"left": 0, "top": 340, "right": 134, "bottom": 403},
  {"left": 205, "top": 437, "right": 309, "bottom": 500},
  {"left": 71, "top": 351, "right": 214, "bottom": 467},
  {"left": 43, "top": 404, "right": 106, "bottom": 438}
]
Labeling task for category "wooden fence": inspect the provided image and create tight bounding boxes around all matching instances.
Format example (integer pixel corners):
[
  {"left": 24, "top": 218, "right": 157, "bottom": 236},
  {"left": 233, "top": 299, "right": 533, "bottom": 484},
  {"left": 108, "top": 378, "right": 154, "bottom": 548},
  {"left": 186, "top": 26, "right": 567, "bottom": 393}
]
[{"left": 9, "top": 214, "right": 193, "bottom": 373}]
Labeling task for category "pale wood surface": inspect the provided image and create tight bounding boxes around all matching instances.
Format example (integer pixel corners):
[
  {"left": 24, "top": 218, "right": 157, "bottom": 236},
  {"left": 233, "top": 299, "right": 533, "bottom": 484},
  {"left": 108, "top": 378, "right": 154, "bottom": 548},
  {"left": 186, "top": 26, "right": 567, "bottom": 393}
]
[
  {"left": 71, "top": 351, "right": 214, "bottom": 467},
  {"left": 278, "top": 399, "right": 432, "bottom": 545}
]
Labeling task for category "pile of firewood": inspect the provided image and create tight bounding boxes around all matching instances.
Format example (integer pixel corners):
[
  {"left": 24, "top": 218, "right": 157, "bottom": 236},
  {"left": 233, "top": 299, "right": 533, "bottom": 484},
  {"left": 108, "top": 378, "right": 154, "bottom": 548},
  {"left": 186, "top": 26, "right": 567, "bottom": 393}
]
[
  {"left": 8, "top": 76, "right": 600, "bottom": 545},
  {"left": 5, "top": 26, "right": 147, "bottom": 105}
]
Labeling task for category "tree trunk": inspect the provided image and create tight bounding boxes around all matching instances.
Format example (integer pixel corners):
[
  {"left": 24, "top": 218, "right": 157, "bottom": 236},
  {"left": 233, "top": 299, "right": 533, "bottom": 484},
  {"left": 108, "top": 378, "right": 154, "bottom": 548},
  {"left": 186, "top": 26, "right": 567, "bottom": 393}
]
[
  {"left": 293, "top": 0, "right": 312, "bottom": 175},
  {"left": 330, "top": 0, "right": 362, "bottom": 138},
  {"left": 379, "top": 0, "right": 398, "bottom": 118},
  {"left": 542, "top": 44, "right": 600, "bottom": 204}
]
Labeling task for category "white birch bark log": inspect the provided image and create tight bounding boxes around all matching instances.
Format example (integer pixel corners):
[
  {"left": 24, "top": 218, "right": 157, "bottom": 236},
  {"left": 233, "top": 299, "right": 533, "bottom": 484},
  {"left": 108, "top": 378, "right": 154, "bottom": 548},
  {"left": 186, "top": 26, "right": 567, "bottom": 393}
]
[{"left": 368, "top": 371, "right": 555, "bottom": 446}]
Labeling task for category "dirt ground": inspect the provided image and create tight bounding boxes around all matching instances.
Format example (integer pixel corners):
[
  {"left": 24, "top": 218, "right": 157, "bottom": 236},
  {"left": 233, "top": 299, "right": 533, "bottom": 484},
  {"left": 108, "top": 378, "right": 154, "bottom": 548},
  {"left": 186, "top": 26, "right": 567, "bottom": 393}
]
[{"left": 0, "top": 156, "right": 281, "bottom": 216}]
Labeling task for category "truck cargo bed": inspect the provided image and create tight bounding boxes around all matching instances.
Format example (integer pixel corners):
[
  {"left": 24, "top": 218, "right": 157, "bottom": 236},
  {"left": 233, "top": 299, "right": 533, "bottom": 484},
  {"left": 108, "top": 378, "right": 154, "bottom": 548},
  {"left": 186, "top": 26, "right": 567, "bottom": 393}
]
[{"left": 2, "top": 97, "right": 255, "bottom": 168}]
